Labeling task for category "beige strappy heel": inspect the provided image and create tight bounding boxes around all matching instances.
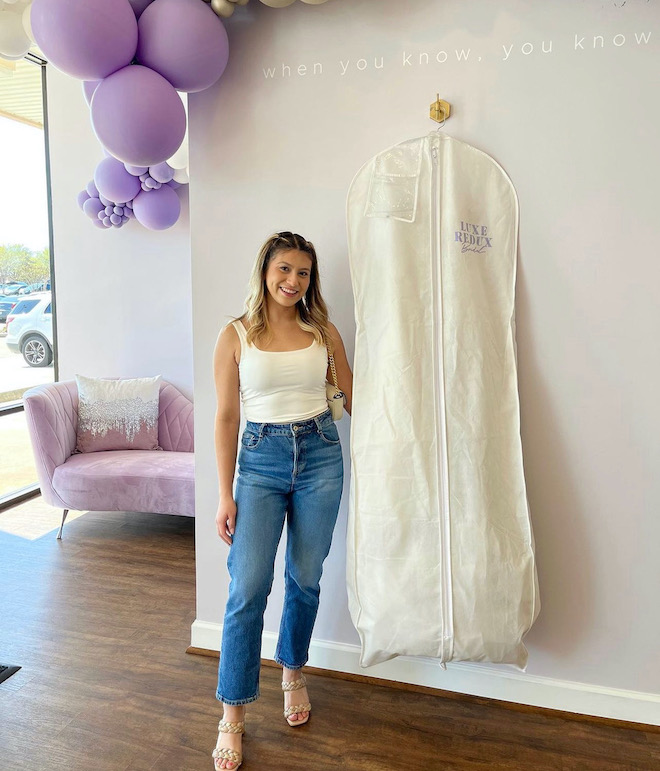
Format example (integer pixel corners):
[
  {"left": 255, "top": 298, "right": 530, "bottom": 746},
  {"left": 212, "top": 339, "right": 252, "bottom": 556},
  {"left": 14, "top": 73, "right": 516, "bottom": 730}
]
[
  {"left": 212, "top": 718, "right": 245, "bottom": 770},
  {"left": 282, "top": 672, "right": 312, "bottom": 727}
]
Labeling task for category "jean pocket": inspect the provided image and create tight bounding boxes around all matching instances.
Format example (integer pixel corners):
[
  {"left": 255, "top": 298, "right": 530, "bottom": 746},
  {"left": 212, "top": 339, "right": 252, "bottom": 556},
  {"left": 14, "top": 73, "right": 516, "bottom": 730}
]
[
  {"left": 241, "top": 431, "right": 263, "bottom": 450},
  {"left": 318, "top": 423, "right": 340, "bottom": 445}
]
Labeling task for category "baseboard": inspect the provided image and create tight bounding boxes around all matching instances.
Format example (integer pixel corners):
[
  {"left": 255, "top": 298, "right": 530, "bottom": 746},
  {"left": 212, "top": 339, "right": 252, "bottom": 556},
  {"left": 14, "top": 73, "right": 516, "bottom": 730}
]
[{"left": 190, "top": 620, "right": 660, "bottom": 727}]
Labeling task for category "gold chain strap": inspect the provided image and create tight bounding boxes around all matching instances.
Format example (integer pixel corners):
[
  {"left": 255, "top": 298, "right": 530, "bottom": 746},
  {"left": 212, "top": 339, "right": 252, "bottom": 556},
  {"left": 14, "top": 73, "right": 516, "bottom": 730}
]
[{"left": 328, "top": 351, "right": 341, "bottom": 396}]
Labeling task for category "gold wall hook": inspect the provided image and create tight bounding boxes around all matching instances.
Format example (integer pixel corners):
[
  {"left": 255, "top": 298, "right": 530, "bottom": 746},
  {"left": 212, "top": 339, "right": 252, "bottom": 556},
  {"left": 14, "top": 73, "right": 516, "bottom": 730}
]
[{"left": 430, "top": 94, "right": 451, "bottom": 123}]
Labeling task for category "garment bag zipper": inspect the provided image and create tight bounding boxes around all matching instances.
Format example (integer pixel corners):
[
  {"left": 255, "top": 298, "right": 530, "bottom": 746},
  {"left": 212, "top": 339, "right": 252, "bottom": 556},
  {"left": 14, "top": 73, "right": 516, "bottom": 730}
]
[{"left": 431, "top": 139, "right": 454, "bottom": 665}]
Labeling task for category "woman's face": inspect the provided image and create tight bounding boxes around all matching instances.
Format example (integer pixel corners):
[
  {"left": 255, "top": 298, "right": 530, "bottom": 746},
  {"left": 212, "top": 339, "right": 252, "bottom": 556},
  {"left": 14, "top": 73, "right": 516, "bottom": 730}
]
[{"left": 264, "top": 248, "right": 313, "bottom": 308}]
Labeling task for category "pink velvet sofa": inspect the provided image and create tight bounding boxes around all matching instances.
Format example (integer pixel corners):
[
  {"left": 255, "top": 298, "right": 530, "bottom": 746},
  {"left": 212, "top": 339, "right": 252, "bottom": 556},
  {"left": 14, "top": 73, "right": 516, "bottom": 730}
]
[{"left": 23, "top": 380, "right": 195, "bottom": 539}]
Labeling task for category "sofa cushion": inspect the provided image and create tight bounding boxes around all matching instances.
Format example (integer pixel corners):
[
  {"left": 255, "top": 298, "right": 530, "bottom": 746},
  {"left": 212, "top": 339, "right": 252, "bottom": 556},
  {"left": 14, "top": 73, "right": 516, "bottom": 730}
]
[
  {"left": 75, "top": 375, "right": 162, "bottom": 453},
  {"left": 53, "top": 450, "right": 195, "bottom": 517}
]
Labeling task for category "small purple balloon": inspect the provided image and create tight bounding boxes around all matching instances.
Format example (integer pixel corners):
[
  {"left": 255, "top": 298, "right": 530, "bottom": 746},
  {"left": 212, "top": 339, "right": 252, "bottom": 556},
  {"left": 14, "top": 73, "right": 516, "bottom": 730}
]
[
  {"left": 91, "top": 65, "right": 186, "bottom": 167},
  {"left": 77, "top": 189, "right": 90, "bottom": 209},
  {"left": 132, "top": 184, "right": 181, "bottom": 230},
  {"left": 121, "top": 215, "right": 130, "bottom": 223},
  {"left": 83, "top": 197, "right": 105, "bottom": 220},
  {"left": 104, "top": 205, "right": 114, "bottom": 216},
  {"left": 110, "top": 213, "right": 122, "bottom": 225},
  {"left": 125, "top": 164, "right": 148, "bottom": 177},
  {"left": 149, "top": 161, "right": 175, "bottom": 184},
  {"left": 125, "top": 207, "right": 135, "bottom": 218},
  {"left": 30, "top": 0, "right": 138, "bottom": 80},
  {"left": 94, "top": 156, "right": 142, "bottom": 206},
  {"left": 82, "top": 80, "right": 101, "bottom": 106},
  {"left": 99, "top": 194, "right": 112, "bottom": 206},
  {"left": 86, "top": 180, "right": 98, "bottom": 198},
  {"left": 113, "top": 206, "right": 123, "bottom": 215},
  {"left": 98, "top": 210, "right": 106, "bottom": 220},
  {"left": 137, "top": 0, "right": 229, "bottom": 93},
  {"left": 103, "top": 216, "right": 112, "bottom": 227}
]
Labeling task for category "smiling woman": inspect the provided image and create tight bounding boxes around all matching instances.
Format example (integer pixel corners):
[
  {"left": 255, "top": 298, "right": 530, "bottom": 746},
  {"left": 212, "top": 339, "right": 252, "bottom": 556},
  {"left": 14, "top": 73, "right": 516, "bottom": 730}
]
[{"left": 210, "top": 230, "right": 353, "bottom": 770}]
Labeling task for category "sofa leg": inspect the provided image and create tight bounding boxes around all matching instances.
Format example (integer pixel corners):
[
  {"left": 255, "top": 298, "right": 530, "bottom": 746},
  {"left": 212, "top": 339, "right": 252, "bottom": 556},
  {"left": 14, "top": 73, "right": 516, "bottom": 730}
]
[{"left": 56, "top": 509, "right": 69, "bottom": 540}]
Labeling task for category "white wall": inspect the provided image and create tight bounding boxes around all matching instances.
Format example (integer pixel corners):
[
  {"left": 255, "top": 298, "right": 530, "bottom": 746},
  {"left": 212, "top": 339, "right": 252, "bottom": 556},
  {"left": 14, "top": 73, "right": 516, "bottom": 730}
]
[
  {"left": 46, "top": 67, "right": 193, "bottom": 398},
  {"left": 189, "top": 0, "right": 660, "bottom": 724}
]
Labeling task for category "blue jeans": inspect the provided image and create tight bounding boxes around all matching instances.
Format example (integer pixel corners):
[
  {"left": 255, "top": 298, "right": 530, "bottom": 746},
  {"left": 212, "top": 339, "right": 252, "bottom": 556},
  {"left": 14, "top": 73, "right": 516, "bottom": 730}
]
[{"left": 216, "top": 408, "right": 344, "bottom": 705}]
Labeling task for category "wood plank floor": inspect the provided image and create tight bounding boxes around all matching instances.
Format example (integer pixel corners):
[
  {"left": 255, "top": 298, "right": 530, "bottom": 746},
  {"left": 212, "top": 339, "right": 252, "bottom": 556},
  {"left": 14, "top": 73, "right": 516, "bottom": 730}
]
[{"left": 0, "top": 500, "right": 658, "bottom": 770}]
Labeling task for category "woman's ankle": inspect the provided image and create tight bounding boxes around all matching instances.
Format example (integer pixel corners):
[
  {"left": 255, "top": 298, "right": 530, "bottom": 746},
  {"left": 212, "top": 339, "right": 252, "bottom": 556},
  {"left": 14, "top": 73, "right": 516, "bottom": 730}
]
[{"left": 222, "top": 704, "right": 247, "bottom": 721}]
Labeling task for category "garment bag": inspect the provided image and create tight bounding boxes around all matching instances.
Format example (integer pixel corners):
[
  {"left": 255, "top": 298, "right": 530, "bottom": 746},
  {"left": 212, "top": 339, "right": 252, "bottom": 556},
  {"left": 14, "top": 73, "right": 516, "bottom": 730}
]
[{"left": 346, "top": 133, "right": 540, "bottom": 669}]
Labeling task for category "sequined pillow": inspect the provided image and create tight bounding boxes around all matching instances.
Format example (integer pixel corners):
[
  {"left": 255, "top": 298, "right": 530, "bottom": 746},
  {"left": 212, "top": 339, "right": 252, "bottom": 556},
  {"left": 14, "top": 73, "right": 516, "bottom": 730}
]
[{"left": 74, "top": 375, "right": 162, "bottom": 453}]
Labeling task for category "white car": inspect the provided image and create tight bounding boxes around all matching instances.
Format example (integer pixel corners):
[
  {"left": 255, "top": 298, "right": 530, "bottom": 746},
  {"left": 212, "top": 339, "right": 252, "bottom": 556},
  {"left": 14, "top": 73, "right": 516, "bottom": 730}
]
[{"left": 6, "top": 292, "right": 54, "bottom": 367}]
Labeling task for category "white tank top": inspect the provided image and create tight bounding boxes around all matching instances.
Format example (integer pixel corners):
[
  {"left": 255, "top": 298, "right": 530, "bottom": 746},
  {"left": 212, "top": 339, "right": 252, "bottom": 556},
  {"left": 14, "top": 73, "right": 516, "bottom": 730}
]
[{"left": 231, "top": 320, "right": 329, "bottom": 423}]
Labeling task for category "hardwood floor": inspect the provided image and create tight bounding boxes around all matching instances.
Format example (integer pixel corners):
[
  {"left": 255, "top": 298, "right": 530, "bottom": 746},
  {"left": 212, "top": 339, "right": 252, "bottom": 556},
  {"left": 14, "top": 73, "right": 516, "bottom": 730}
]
[{"left": 0, "top": 500, "right": 658, "bottom": 770}]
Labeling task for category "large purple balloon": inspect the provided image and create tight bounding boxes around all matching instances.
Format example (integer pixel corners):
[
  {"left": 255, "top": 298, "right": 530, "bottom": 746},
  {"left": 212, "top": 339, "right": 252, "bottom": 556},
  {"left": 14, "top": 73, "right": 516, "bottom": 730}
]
[
  {"left": 137, "top": 0, "right": 229, "bottom": 93},
  {"left": 91, "top": 65, "right": 186, "bottom": 167},
  {"left": 30, "top": 0, "right": 137, "bottom": 81},
  {"left": 132, "top": 185, "right": 181, "bottom": 231},
  {"left": 94, "top": 157, "right": 142, "bottom": 205}
]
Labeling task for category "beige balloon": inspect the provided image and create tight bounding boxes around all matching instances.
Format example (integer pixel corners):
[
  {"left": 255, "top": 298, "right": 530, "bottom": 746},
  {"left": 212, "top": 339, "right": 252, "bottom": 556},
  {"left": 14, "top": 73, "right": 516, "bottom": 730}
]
[
  {"left": 22, "top": 2, "right": 34, "bottom": 43},
  {"left": 210, "top": 0, "right": 236, "bottom": 17},
  {"left": 259, "top": 0, "right": 297, "bottom": 8}
]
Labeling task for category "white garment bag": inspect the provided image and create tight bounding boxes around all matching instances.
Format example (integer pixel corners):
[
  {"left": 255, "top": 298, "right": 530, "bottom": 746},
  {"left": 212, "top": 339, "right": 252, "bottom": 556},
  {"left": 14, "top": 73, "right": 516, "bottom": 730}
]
[{"left": 346, "top": 133, "right": 540, "bottom": 669}]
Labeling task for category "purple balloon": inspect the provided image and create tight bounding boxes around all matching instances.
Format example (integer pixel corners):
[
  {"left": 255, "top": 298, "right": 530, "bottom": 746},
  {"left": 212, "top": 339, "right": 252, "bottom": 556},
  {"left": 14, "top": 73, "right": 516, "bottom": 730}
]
[
  {"left": 91, "top": 65, "right": 186, "bottom": 167},
  {"left": 94, "top": 157, "right": 142, "bottom": 205},
  {"left": 137, "top": 0, "right": 229, "bottom": 93},
  {"left": 125, "top": 164, "right": 148, "bottom": 177},
  {"left": 149, "top": 161, "right": 175, "bottom": 184},
  {"left": 86, "top": 180, "right": 99, "bottom": 198},
  {"left": 103, "top": 216, "right": 112, "bottom": 227},
  {"left": 83, "top": 197, "right": 105, "bottom": 220},
  {"left": 121, "top": 215, "right": 130, "bottom": 223},
  {"left": 77, "top": 190, "right": 90, "bottom": 209},
  {"left": 128, "top": 0, "right": 155, "bottom": 18},
  {"left": 110, "top": 213, "right": 122, "bottom": 225},
  {"left": 125, "top": 208, "right": 135, "bottom": 219},
  {"left": 132, "top": 185, "right": 181, "bottom": 230},
  {"left": 125, "top": 199, "right": 134, "bottom": 209},
  {"left": 99, "top": 194, "right": 112, "bottom": 206},
  {"left": 30, "top": 0, "right": 138, "bottom": 81},
  {"left": 82, "top": 80, "right": 101, "bottom": 106},
  {"left": 98, "top": 210, "right": 106, "bottom": 220}
]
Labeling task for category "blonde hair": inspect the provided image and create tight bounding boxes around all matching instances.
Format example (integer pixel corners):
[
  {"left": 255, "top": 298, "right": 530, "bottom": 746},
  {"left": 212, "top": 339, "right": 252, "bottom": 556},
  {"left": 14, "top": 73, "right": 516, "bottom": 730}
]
[{"left": 239, "top": 232, "right": 334, "bottom": 352}]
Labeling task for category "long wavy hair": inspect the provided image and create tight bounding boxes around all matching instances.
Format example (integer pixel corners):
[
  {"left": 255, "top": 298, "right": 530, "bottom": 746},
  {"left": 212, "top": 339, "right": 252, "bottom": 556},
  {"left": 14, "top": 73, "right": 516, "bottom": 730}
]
[{"left": 239, "top": 232, "right": 334, "bottom": 352}]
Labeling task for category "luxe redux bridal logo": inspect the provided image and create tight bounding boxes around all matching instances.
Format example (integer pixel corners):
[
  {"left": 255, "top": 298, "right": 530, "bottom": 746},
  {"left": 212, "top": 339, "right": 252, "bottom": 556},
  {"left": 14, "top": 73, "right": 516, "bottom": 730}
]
[{"left": 455, "top": 221, "right": 493, "bottom": 254}]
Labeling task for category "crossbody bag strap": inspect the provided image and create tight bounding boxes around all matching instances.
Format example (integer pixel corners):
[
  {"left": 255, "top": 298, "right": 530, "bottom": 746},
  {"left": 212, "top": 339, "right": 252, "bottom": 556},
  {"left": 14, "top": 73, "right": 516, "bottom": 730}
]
[{"left": 326, "top": 346, "right": 343, "bottom": 397}]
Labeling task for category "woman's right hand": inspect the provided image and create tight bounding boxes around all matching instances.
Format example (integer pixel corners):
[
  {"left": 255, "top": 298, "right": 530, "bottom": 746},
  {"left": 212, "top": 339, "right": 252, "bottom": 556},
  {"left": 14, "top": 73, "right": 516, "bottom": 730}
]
[{"left": 216, "top": 495, "right": 237, "bottom": 546}]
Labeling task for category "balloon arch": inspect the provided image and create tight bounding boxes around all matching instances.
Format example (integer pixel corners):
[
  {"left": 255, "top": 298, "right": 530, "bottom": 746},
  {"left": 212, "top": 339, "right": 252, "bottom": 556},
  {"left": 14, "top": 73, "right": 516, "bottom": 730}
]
[{"left": 0, "top": 0, "right": 335, "bottom": 231}]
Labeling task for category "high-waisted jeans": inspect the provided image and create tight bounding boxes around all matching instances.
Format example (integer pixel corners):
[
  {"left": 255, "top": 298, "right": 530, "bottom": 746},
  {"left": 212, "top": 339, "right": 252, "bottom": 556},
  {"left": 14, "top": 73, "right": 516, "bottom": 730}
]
[{"left": 216, "top": 408, "right": 344, "bottom": 705}]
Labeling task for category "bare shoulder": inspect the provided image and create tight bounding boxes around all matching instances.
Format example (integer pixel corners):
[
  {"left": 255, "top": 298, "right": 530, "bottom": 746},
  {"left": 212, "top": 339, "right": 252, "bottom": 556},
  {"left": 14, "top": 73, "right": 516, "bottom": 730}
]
[
  {"left": 214, "top": 320, "right": 241, "bottom": 366},
  {"left": 327, "top": 320, "right": 341, "bottom": 340}
]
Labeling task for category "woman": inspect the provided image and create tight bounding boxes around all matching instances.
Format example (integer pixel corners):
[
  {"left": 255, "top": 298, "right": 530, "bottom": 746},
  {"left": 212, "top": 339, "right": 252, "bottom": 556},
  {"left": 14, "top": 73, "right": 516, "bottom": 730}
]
[{"left": 211, "top": 232, "right": 353, "bottom": 770}]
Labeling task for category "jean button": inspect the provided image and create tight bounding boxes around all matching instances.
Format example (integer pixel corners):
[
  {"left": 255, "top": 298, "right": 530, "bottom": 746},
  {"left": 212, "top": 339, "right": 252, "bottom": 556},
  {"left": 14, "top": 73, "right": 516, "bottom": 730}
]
[{"left": 293, "top": 425, "right": 299, "bottom": 431}]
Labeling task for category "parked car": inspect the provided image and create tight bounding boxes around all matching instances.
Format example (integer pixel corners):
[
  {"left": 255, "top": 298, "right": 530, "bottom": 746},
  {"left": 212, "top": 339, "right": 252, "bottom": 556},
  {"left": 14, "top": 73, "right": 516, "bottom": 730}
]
[
  {"left": 5, "top": 292, "right": 53, "bottom": 367},
  {"left": 18, "top": 280, "right": 51, "bottom": 295},
  {"left": 0, "top": 281, "right": 28, "bottom": 296},
  {"left": 0, "top": 294, "right": 23, "bottom": 323}
]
